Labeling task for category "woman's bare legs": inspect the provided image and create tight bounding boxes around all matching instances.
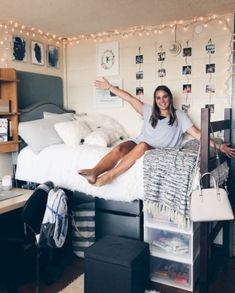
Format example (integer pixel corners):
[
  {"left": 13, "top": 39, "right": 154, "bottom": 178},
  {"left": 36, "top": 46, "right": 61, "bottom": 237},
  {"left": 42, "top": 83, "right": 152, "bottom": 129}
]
[
  {"left": 78, "top": 140, "right": 137, "bottom": 184},
  {"left": 94, "top": 142, "right": 152, "bottom": 186}
]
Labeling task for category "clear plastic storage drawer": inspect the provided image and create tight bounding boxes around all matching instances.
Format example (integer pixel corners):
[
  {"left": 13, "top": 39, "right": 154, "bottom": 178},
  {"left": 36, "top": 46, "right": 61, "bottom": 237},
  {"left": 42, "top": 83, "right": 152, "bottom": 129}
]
[
  {"left": 151, "top": 257, "right": 191, "bottom": 288},
  {"left": 146, "top": 227, "right": 191, "bottom": 258}
]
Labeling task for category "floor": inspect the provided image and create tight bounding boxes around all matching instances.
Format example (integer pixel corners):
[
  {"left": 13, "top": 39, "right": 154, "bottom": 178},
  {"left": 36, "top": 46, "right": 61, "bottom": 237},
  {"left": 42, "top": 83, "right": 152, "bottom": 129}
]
[{"left": 1, "top": 250, "right": 235, "bottom": 293}]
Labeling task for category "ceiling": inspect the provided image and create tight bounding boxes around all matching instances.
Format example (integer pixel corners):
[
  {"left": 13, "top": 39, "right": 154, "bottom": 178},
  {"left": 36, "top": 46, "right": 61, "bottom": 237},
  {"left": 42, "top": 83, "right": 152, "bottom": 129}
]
[{"left": 1, "top": 0, "right": 235, "bottom": 38}]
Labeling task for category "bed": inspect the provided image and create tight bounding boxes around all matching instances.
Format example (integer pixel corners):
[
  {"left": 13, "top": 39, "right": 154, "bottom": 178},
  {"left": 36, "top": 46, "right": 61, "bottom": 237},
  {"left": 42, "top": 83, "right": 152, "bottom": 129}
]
[{"left": 14, "top": 71, "right": 233, "bottom": 293}]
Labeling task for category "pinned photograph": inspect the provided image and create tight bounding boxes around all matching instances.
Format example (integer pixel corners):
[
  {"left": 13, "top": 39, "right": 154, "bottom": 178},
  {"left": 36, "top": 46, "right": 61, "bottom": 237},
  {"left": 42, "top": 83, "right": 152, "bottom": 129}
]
[
  {"left": 205, "top": 39, "right": 215, "bottom": 54},
  {"left": 182, "top": 104, "right": 190, "bottom": 113},
  {"left": 205, "top": 104, "right": 214, "bottom": 113},
  {"left": 157, "top": 51, "right": 166, "bottom": 61},
  {"left": 183, "top": 47, "right": 192, "bottom": 57},
  {"left": 12, "top": 35, "right": 27, "bottom": 62},
  {"left": 136, "top": 70, "right": 143, "bottom": 80},
  {"left": 136, "top": 87, "right": 144, "bottom": 96},
  {"left": 135, "top": 54, "right": 143, "bottom": 64},
  {"left": 206, "top": 64, "right": 215, "bottom": 74},
  {"left": 158, "top": 68, "right": 166, "bottom": 78},
  {"left": 182, "top": 65, "right": 191, "bottom": 75},
  {"left": 183, "top": 84, "right": 192, "bottom": 93},
  {"left": 31, "top": 41, "right": 44, "bottom": 65},
  {"left": 205, "top": 84, "right": 215, "bottom": 93}
]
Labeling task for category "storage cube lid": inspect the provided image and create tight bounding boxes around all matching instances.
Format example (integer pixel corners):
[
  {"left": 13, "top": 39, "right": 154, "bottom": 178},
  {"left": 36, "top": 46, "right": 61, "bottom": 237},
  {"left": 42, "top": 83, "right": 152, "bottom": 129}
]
[{"left": 85, "top": 235, "right": 149, "bottom": 268}]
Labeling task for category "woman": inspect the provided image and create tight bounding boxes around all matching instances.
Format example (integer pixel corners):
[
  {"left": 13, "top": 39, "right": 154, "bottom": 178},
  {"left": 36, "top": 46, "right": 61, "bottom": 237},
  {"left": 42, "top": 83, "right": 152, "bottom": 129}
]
[{"left": 79, "top": 78, "right": 235, "bottom": 186}]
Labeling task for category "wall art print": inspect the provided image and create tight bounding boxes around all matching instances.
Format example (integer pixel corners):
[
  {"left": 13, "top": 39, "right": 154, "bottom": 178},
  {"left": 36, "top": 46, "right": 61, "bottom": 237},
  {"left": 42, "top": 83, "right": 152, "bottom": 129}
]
[
  {"left": 31, "top": 41, "right": 44, "bottom": 65},
  {"left": 12, "top": 35, "right": 28, "bottom": 62},
  {"left": 96, "top": 42, "right": 119, "bottom": 77},
  {"left": 47, "top": 45, "right": 59, "bottom": 68}
]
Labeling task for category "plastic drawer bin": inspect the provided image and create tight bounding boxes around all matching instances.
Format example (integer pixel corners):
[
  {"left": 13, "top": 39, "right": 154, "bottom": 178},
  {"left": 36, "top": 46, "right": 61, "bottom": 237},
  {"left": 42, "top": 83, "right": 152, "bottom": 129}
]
[{"left": 84, "top": 235, "right": 149, "bottom": 293}]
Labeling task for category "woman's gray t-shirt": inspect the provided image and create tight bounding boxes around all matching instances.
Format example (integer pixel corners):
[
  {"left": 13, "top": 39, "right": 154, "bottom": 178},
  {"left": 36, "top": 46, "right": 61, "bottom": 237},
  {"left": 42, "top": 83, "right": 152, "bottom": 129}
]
[{"left": 132, "top": 103, "right": 193, "bottom": 148}]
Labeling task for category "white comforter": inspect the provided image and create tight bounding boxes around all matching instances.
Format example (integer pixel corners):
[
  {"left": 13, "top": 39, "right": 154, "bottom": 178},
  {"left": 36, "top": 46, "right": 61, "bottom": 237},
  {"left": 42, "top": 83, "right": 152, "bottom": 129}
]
[{"left": 15, "top": 144, "right": 144, "bottom": 202}]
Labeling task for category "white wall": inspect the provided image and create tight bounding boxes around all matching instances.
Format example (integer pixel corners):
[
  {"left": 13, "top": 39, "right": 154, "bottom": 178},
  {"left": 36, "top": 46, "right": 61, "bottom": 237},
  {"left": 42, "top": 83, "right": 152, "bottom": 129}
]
[
  {"left": 0, "top": 29, "right": 64, "bottom": 178},
  {"left": 66, "top": 13, "right": 233, "bottom": 138}
]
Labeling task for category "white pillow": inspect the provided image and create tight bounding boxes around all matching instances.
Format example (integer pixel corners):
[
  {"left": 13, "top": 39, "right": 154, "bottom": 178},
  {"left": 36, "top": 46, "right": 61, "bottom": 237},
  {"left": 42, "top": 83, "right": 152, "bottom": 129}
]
[
  {"left": 43, "top": 111, "right": 75, "bottom": 120},
  {"left": 19, "top": 116, "right": 73, "bottom": 154},
  {"left": 74, "top": 114, "right": 128, "bottom": 138},
  {"left": 84, "top": 128, "right": 125, "bottom": 147},
  {"left": 84, "top": 130, "right": 110, "bottom": 147},
  {"left": 54, "top": 120, "right": 91, "bottom": 147}
]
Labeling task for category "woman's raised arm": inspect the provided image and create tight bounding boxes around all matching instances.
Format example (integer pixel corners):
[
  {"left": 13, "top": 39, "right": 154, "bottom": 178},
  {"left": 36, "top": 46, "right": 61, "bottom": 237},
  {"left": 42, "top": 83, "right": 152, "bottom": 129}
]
[{"left": 95, "top": 77, "right": 144, "bottom": 115}]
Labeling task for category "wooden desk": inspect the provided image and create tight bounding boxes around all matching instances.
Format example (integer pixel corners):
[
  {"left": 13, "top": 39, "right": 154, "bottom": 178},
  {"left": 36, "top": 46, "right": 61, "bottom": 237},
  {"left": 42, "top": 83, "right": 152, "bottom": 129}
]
[{"left": 0, "top": 188, "right": 33, "bottom": 214}]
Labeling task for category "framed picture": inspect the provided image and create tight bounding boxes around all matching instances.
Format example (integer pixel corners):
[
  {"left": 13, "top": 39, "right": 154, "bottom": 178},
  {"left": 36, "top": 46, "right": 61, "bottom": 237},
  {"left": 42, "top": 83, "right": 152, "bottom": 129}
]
[
  {"left": 94, "top": 78, "right": 123, "bottom": 107},
  {"left": 31, "top": 41, "right": 44, "bottom": 65},
  {"left": 12, "top": 35, "right": 28, "bottom": 62},
  {"left": 96, "top": 42, "right": 119, "bottom": 77},
  {"left": 47, "top": 45, "right": 59, "bottom": 68}
]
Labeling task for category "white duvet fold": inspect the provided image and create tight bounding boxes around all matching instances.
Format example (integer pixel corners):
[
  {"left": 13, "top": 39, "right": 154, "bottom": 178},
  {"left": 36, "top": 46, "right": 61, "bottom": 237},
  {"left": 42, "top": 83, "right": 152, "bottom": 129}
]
[{"left": 15, "top": 144, "right": 144, "bottom": 202}]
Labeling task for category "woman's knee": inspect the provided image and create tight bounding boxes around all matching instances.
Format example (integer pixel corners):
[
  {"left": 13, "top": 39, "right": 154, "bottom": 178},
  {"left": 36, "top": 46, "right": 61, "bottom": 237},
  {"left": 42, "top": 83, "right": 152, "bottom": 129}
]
[
  {"left": 138, "top": 142, "right": 152, "bottom": 152},
  {"left": 113, "top": 141, "right": 136, "bottom": 156}
]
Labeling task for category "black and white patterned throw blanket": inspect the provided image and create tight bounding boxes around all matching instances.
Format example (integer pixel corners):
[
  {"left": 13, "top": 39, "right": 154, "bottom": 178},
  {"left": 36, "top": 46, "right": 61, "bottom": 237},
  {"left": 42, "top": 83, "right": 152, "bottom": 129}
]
[{"left": 143, "top": 140, "right": 199, "bottom": 228}]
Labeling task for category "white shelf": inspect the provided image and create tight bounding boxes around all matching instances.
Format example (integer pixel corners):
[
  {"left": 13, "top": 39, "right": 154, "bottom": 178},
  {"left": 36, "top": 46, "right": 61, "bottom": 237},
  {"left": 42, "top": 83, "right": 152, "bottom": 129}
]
[
  {"left": 144, "top": 219, "right": 193, "bottom": 235},
  {"left": 144, "top": 212, "right": 200, "bottom": 292}
]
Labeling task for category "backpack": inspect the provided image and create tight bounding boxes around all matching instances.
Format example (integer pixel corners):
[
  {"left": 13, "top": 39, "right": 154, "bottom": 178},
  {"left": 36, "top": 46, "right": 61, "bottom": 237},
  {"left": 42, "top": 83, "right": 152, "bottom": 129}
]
[{"left": 39, "top": 187, "right": 68, "bottom": 248}]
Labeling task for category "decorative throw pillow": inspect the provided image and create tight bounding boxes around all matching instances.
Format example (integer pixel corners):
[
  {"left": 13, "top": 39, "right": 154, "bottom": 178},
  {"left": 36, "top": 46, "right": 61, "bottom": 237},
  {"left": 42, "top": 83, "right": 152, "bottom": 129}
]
[
  {"left": 84, "top": 130, "right": 110, "bottom": 147},
  {"left": 54, "top": 120, "right": 91, "bottom": 147},
  {"left": 84, "top": 128, "right": 125, "bottom": 147},
  {"left": 18, "top": 115, "right": 73, "bottom": 154},
  {"left": 74, "top": 114, "right": 128, "bottom": 138}
]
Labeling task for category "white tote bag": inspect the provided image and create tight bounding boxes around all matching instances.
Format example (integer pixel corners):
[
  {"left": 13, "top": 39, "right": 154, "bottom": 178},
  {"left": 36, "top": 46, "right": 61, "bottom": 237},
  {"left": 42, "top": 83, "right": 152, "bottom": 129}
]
[{"left": 190, "top": 172, "right": 234, "bottom": 222}]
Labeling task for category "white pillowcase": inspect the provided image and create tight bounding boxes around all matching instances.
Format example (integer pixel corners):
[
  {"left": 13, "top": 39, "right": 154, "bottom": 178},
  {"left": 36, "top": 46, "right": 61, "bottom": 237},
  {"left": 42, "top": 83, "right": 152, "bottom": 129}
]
[
  {"left": 19, "top": 115, "right": 73, "bottom": 154},
  {"left": 54, "top": 120, "right": 91, "bottom": 147},
  {"left": 43, "top": 111, "right": 87, "bottom": 120},
  {"left": 43, "top": 111, "right": 75, "bottom": 120}
]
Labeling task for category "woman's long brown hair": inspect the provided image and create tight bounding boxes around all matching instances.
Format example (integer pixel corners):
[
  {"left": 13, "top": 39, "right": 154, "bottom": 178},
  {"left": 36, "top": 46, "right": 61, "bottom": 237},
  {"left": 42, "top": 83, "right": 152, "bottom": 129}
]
[{"left": 149, "top": 85, "right": 177, "bottom": 128}]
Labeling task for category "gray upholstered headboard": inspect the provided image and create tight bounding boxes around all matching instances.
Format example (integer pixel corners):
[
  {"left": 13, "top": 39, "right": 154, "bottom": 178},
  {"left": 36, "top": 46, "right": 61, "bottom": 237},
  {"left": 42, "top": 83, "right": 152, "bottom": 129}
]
[{"left": 17, "top": 71, "right": 63, "bottom": 109}]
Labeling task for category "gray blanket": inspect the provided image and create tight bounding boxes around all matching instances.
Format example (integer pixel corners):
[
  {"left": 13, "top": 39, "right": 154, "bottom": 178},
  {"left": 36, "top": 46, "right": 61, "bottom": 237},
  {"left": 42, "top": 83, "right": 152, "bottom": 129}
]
[{"left": 143, "top": 140, "right": 199, "bottom": 228}]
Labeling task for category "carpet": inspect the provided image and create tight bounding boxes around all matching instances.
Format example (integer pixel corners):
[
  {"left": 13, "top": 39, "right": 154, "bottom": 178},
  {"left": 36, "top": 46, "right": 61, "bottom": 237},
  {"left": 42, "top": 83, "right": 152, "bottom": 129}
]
[
  {"left": 59, "top": 274, "right": 84, "bottom": 293},
  {"left": 59, "top": 274, "right": 161, "bottom": 293}
]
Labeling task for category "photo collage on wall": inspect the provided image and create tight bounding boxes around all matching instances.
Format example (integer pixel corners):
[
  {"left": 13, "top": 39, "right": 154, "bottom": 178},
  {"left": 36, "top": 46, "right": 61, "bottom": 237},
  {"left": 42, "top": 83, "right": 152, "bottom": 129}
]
[
  {"left": 181, "top": 41, "right": 192, "bottom": 113},
  {"left": 205, "top": 38, "right": 216, "bottom": 113},
  {"left": 11, "top": 35, "right": 60, "bottom": 68},
  {"left": 135, "top": 46, "right": 144, "bottom": 97},
  {"left": 157, "top": 45, "right": 166, "bottom": 80}
]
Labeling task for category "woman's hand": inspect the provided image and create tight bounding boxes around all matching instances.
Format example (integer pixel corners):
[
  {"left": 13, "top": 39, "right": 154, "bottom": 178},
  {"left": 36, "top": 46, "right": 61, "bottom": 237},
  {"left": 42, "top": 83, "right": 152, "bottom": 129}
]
[
  {"left": 94, "top": 77, "right": 111, "bottom": 90},
  {"left": 220, "top": 143, "right": 235, "bottom": 158}
]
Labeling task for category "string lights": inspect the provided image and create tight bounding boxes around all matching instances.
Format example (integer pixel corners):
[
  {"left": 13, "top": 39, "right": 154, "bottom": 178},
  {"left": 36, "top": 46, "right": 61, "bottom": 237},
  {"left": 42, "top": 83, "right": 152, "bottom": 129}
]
[
  {"left": 0, "top": 14, "right": 233, "bottom": 99},
  {"left": 0, "top": 14, "right": 232, "bottom": 46}
]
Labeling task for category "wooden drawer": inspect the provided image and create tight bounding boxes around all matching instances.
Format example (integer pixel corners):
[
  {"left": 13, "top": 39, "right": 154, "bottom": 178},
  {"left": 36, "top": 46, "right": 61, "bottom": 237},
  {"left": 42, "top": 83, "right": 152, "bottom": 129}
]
[
  {"left": 95, "top": 210, "right": 143, "bottom": 240},
  {"left": 95, "top": 198, "right": 143, "bottom": 215}
]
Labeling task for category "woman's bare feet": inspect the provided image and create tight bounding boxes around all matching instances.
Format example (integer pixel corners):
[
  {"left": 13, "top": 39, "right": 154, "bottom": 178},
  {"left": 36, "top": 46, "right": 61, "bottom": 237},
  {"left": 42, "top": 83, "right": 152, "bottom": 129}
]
[
  {"left": 94, "top": 172, "right": 114, "bottom": 186},
  {"left": 78, "top": 169, "right": 97, "bottom": 184}
]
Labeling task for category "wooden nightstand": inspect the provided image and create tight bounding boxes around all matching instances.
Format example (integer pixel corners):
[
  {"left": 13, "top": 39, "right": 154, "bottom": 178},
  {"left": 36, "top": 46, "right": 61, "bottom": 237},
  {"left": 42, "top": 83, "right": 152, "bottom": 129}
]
[{"left": 0, "top": 188, "right": 33, "bottom": 214}]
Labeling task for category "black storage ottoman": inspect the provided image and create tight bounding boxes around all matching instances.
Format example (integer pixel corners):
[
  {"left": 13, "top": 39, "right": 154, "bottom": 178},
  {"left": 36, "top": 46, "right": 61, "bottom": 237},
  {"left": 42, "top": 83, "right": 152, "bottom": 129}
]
[{"left": 84, "top": 235, "right": 149, "bottom": 293}]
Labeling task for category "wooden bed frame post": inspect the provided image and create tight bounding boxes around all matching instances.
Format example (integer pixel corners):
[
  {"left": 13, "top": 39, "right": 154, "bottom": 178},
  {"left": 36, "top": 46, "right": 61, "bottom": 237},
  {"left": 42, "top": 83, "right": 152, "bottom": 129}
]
[
  {"left": 199, "top": 108, "right": 210, "bottom": 293},
  {"left": 223, "top": 108, "right": 232, "bottom": 257},
  {"left": 199, "top": 108, "right": 232, "bottom": 293}
]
